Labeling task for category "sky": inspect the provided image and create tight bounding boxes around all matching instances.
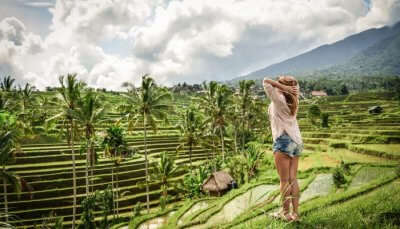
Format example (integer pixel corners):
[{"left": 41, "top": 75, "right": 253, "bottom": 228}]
[{"left": 0, "top": 0, "right": 399, "bottom": 90}]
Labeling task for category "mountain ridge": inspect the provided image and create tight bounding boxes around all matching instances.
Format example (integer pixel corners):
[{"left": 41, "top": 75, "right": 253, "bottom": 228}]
[{"left": 229, "top": 22, "right": 400, "bottom": 83}]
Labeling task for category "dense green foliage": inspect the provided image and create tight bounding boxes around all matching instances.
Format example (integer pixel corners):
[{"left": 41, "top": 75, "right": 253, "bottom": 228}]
[{"left": 1, "top": 73, "right": 400, "bottom": 228}]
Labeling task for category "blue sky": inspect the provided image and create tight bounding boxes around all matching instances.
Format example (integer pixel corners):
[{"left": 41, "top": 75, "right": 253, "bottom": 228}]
[{"left": 0, "top": 0, "right": 398, "bottom": 90}]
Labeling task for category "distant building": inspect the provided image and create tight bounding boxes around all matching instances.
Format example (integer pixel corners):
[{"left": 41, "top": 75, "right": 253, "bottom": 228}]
[
  {"left": 311, "top": 91, "right": 327, "bottom": 97},
  {"left": 196, "top": 90, "right": 207, "bottom": 94}
]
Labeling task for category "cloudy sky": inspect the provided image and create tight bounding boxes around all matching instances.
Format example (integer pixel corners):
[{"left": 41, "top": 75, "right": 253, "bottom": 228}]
[{"left": 1, "top": 0, "right": 399, "bottom": 90}]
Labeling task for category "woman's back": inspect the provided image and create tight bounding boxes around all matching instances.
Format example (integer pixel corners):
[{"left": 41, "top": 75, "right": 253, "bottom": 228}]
[{"left": 264, "top": 82, "right": 303, "bottom": 145}]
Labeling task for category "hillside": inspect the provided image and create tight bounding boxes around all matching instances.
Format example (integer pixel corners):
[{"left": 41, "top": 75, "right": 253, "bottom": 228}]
[
  {"left": 230, "top": 22, "right": 400, "bottom": 83},
  {"left": 320, "top": 29, "right": 400, "bottom": 76}
]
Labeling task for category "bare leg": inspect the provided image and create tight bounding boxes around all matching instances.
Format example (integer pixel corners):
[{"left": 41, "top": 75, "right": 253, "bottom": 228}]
[
  {"left": 274, "top": 151, "right": 291, "bottom": 218},
  {"left": 289, "top": 156, "right": 300, "bottom": 219}
]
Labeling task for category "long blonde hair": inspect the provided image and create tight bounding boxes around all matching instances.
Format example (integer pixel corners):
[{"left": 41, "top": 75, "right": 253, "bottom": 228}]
[{"left": 278, "top": 75, "right": 299, "bottom": 116}]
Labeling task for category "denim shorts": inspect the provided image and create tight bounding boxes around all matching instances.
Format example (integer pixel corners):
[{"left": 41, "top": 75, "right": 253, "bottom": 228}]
[{"left": 272, "top": 132, "right": 304, "bottom": 157}]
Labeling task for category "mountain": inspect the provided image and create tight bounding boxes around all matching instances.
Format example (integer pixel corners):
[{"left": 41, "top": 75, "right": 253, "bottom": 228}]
[
  {"left": 320, "top": 29, "right": 400, "bottom": 76},
  {"left": 230, "top": 22, "right": 400, "bottom": 83}
]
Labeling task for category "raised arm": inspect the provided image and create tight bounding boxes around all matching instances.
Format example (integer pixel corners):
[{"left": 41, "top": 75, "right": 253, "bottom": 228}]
[{"left": 263, "top": 78, "right": 299, "bottom": 96}]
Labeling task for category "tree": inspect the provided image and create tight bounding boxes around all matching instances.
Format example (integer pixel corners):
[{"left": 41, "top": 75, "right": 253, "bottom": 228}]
[
  {"left": 198, "top": 81, "right": 219, "bottom": 165},
  {"left": 150, "top": 152, "right": 179, "bottom": 210},
  {"left": 227, "top": 98, "right": 241, "bottom": 154},
  {"left": 308, "top": 104, "right": 321, "bottom": 126},
  {"left": 70, "top": 91, "right": 106, "bottom": 195},
  {"left": 102, "top": 123, "right": 128, "bottom": 219},
  {"left": 0, "top": 76, "right": 15, "bottom": 92},
  {"left": 238, "top": 80, "right": 255, "bottom": 150},
  {"left": 339, "top": 84, "right": 349, "bottom": 95},
  {"left": 50, "top": 74, "right": 84, "bottom": 228},
  {"left": 321, "top": 112, "right": 330, "bottom": 128},
  {"left": 79, "top": 193, "right": 97, "bottom": 229},
  {"left": 176, "top": 107, "right": 205, "bottom": 171},
  {"left": 95, "top": 185, "right": 114, "bottom": 229},
  {"left": 120, "top": 74, "right": 172, "bottom": 213},
  {"left": 0, "top": 113, "right": 26, "bottom": 224},
  {"left": 209, "top": 84, "right": 233, "bottom": 161},
  {"left": 13, "top": 83, "right": 37, "bottom": 135},
  {"left": 18, "top": 83, "right": 36, "bottom": 111},
  {"left": 0, "top": 92, "right": 11, "bottom": 112}
]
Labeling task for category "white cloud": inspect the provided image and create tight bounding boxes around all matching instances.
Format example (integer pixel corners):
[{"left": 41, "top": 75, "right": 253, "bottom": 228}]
[
  {"left": 0, "top": 0, "right": 399, "bottom": 89},
  {"left": 0, "top": 17, "right": 45, "bottom": 85}
]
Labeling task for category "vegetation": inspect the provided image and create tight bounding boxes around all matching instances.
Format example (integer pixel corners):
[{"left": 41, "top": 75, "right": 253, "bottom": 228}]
[
  {"left": 307, "top": 104, "right": 321, "bottom": 126},
  {"left": 0, "top": 74, "right": 399, "bottom": 228},
  {"left": 120, "top": 74, "right": 172, "bottom": 213}
]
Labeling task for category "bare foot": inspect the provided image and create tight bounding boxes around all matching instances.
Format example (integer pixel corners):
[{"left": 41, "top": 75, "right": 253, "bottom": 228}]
[
  {"left": 291, "top": 212, "right": 301, "bottom": 222},
  {"left": 269, "top": 210, "right": 292, "bottom": 222}
]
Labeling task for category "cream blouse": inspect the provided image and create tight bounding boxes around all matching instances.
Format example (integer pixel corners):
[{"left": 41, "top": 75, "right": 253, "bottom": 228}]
[{"left": 263, "top": 81, "right": 303, "bottom": 145}]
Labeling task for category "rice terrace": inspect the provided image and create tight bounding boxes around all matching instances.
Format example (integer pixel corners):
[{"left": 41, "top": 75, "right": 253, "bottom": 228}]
[{"left": 1, "top": 1, "right": 400, "bottom": 229}]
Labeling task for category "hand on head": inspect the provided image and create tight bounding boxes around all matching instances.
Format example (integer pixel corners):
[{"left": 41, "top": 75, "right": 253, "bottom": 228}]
[{"left": 285, "top": 85, "right": 299, "bottom": 96}]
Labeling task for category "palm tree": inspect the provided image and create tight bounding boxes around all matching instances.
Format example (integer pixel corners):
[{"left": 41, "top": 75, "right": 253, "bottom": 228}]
[
  {"left": 16, "top": 83, "right": 36, "bottom": 135},
  {"left": 0, "top": 76, "right": 15, "bottom": 92},
  {"left": 198, "top": 81, "right": 219, "bottom": 162},
  {"left": 204, "top": 84, "right": 232, "bottom": 161},
  {"left": 0, "top": 92, "right": 10, "bottom": 111},
  {"left": 150, "top": 151, "right": 179, "bottom": 209},
  {"left": 120, "top": 74, "right": 172, "bottom": 213},
  {"left": 18, "top": 83, "right": 36, "bottom": 111},
  {"left": 102, "top": 123, "right": 127, "bottom": 219},
  {"left": 176, "top": 107, "right": 205, "bottom": 171},
  {"left": 69, "top": 91, "right": 106, "bottom": 195},
  {"left": 0, "top": 114, "right": 25, "bottom": 224},
  {"left": 238, "top": 80, "right": 255, "bottom": 150},
  {"left": 227, "top": 97, "right": 241, "bottom": 154},
  {"left": 50, "top": 74, "right": 84, "bottom": 228}
]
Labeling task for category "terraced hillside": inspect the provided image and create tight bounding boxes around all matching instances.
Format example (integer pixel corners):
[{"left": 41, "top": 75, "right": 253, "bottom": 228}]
[
  {"left": 122, "top": 92, "right": 400, "bottom": 229},
  {"left": 1, "top": 91, "right": 399, "bottom": 228},
  {"left": 0, "top": 90, "right": 219, "bottom": 228}
]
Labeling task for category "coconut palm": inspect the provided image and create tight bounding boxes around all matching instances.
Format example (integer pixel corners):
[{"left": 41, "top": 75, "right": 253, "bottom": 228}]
[
  {"left": 150, "top": 151, "right": 179, "bottom": 209},
  {"left": 69, "top": 91, "right": 106, "bottom": 195},
  {"left": 203, "top": 84, "right": 232, "bottom": 161},
  {"left": 0, "top": 92, "right": 10, "bottom": 111},
  {"left": 176, "top": 107, "right": 205, "bottom": 171},
  {"left": 14, "top": 83, "right": 37, "bottom": 135},
  {"left": 102, "top": 123, "right": 127, "bottom": 219},
  {"left": 0, "top": 76, "right": 15, "bottom": 92},
  {"left": 238, "top": 80, "right": 255, "bottom": 150},
  {"left": 120, "top": 74, "right": 172, "bottom": 213},
  {"left": 0, "top": 113, "right": 23, "bottom": 223},
  {"left": 228, "top": 95, "right": 241, "bottom": 154},
  {"left": 49, "top": 74, "right": 84, "bottom": 228},
  {"left": 198, "top": 81, "right": 219, "bottom": 161},
  {"left": 18, "top": 83, "right": 36, "bottom": 111}
]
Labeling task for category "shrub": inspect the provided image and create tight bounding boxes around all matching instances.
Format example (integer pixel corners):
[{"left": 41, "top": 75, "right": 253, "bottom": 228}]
[
  {"left": 340, "top": 160, "right": 351, "bottom": 175},
  {"left": 321, "top": 112, "right": 329, "bottom": 128},
  {"left": 226, "top": 155, "right": 247, "bottom": 185},
  {"left": 256, "top": 131, "right": 273, "bottom": 144},
  {"left": 308, "top": 104, "right": 321, "bottom": 126},
  {"left": 132, "top": 201, "right": 143, "bottom": 217},
  {"left": 79, "top": 194, "right": 97, "bottom": 229},
  {"left": 396, "top": 164, "right": 400, "bottom": 177},
  {"left": 180, "top": 166, "right": 209, "bottom": 198},
  {"left": 333, "top": 167, "right": 347, "bottom": 188},
  {"left": 96, "top": 185, "right": 114, "bottom": 228}
]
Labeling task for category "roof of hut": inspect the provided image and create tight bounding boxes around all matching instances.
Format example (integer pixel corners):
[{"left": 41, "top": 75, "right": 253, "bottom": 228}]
[
  {"left": 202, "top": 171, "right": 234, "bottom": 192},
  {"left": 311, "top": 90, "right": 327, "bottom": 96},
  {"left": 368, "top": 105, "right": 382, "bottom": 111}
]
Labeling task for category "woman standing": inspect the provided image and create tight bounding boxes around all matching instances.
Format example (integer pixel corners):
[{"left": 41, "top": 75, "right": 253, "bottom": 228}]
[{"left": 263, "top": 75, "right": 304, "bottom": 221}]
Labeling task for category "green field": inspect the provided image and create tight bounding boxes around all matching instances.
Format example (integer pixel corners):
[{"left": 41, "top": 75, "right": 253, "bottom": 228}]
[{"left": 1, "top": 80, "right": 400, "bottom": 229}]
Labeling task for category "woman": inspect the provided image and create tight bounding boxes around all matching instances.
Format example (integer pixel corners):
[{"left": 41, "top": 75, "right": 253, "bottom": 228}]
[{"left": 263, "top": 75, "right": 303, "bottom": 221}]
